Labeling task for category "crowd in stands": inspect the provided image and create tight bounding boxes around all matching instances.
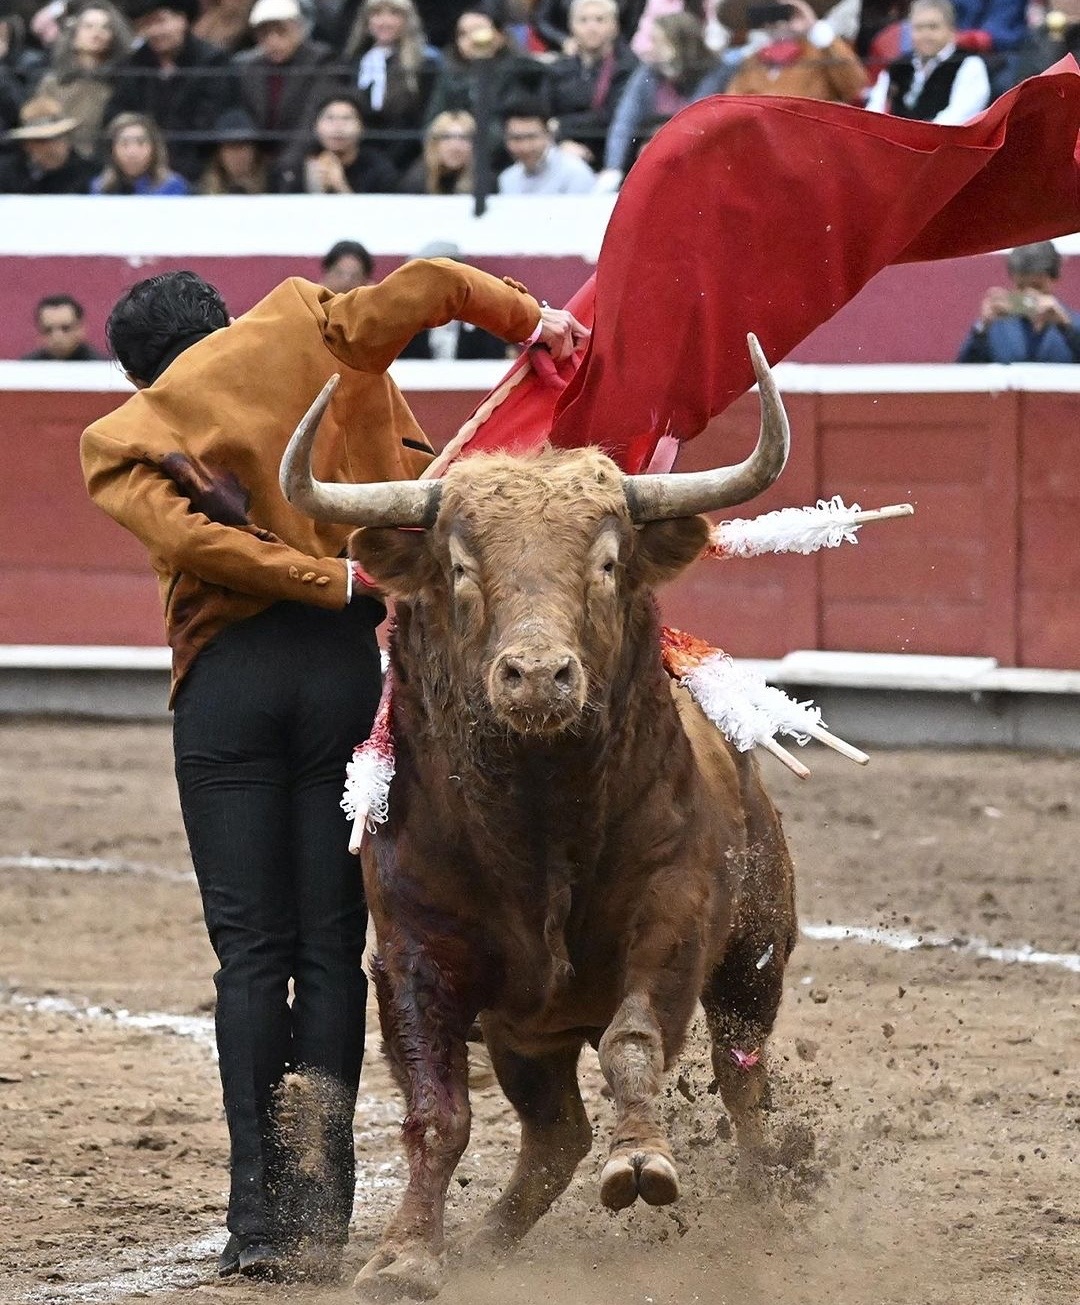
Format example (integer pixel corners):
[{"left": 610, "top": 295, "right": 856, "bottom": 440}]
[{"left": 0, "top": 0, "right": 1073, "bottom": 196}]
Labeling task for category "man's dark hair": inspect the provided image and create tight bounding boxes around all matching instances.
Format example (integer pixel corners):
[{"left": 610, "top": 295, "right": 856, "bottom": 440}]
[
  {"left": 502, "top": 98, "right": 549, "bottom": 126},
  {"left": 321, "top": 239, "right": 374, "bottom": 280},
  {"left": 125, "top": 0, "right": 199, "bottom": 23},
  {"left": 1007, "top": 241, "right": 1061, "bottom": 281},
  {"left": 36, "top": 293, "right": 84, "bottom": 323},
  {"left": 312, "top": 91, "right": 365, "bottom": 121},
  {"left": 107, "top": 270, "right": 229, "bottom": 382}
]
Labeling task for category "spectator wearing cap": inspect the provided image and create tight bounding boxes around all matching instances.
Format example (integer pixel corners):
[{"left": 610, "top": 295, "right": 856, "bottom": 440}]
[
  {"left": 0, "top": 92, "right": 97, "bottom": 190},
  {"left": 275, "top": 90, "right": 399, "bottom": 191},
  {"left": 399, "top": 239, "right": 512, "bottom": 359},
  {"left": 104, "top": 0, "right": 238, "bottom": 183},
  {"left": 497, "top": 98, "right": 595, "bottom": 193},
  {"left": 232, "top": 0, "right": 336, "bottom": 164},
  {"left": 320, "top": 239, "right": 375, "bottom": 291},
  {"left": 91, "top": 110, "right": 190, "bottom": 191},
  {"left": 35, "top": 2, "right": 133, "bottom": 161},
  {"left": 22, "top": 293, "right": 105, "bottom": 360},
  {"left": 198, "top": 106, "right": 271, "bottom": 192},
  {"left": 339, "top": 0, "right": 441, "bottom": 171}
]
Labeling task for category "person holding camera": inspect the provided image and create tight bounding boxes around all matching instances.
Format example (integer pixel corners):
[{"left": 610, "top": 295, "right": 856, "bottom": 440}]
[{"left": 957, "top": 241, "right": 1080, "bottom": 363}]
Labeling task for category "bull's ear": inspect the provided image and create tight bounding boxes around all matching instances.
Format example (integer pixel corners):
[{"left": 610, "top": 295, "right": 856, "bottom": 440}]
[
  {"left": 349, "top": 527, "right": 439, "bottom": 598},
  {"left": 631, "top": 516, "right": 710, "bottom": 587}
]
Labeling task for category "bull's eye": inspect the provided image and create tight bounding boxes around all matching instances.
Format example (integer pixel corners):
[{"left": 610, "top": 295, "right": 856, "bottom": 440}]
[
  {"left": 601, "top": 559, "right": 617, "bottom": 576},
  {"left": 451, "top": 563, "right": 466, "bottom": 582}
]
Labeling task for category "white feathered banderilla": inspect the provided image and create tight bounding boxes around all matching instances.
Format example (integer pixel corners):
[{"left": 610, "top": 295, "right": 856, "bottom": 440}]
[{"left": 706, "top": 496, "right": 913, "bottom": 560}]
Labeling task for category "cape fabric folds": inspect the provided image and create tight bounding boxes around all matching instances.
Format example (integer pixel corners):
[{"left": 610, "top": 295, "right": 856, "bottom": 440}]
[{"left": 446, "top": 57, "right": 1080, "bottom": 476}]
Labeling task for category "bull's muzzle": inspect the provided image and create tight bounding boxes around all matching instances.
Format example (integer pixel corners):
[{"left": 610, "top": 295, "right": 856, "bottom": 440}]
[{"left": 489, "top": 647, "right": 586, "bottom": 733}]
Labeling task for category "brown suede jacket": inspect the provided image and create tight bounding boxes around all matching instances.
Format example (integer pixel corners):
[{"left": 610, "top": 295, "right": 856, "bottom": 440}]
[{"left": 81, "top": 260, "right": 540, "bottom": 703}]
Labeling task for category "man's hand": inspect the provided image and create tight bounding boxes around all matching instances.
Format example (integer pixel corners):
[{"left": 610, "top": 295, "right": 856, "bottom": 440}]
[
  {"left": 979, "top": 286, "right": 1012, "bottom": 325},
  {"left": 536, "top": 305, "right": 590, "bottom": 362},
  {"left": 1029, "top": 292, "right": 1071, "bottom": 331}
]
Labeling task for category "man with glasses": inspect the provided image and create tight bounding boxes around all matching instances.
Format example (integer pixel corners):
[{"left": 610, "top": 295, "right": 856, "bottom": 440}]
[{"left": 22, "top": 295, "right": 105, "bottom": 361}]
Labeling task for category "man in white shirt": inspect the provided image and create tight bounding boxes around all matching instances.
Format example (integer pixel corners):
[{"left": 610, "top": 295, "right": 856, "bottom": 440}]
[
  {"left": 866, "top": 0, "right": 991, "bottom": 125},
  {"left": 497, "top": 101, "right": 596, "bottom": 195}
]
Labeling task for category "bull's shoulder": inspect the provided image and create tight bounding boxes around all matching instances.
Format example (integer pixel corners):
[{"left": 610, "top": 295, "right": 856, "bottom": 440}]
[{"left": 669, "top": 679, "right": 743, "bottom": 807}]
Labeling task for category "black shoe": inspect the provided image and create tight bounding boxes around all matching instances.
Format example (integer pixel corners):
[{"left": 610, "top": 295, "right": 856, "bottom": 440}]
[
  {"left": 217, "top": 1233, "right": 242, "bottom": 1278},
  {"left": 216, "top": 1232, "right": 287, "bottom": 1281}
]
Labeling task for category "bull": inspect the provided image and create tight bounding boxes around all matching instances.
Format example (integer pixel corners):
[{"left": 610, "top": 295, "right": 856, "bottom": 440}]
[{"left": 281, "top": 337, "right": 799, "bottom": 1300}]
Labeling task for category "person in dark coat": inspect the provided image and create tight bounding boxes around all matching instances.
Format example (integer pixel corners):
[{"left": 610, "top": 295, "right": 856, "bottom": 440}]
[
  {"left": 232, "top": 0, "right": 337, "bottom": 163},
  {"left": 398, "top": 240, "right": 512, "bottom": 360},
  {"left": 957, "top": 241, "right": 1080, "bottom": 363},
  {"left": 546, "top": 0, "right": 638, "bottom": 164},
  {"left": 104, "top": 0, "right": 238, "bottom": 182},
  {"left": 21, "top": 293, "right": 106, "bottom": 359},
  {"left": 275, "top": 90, "right": 399, "bottom": 191},
  {"left": 0, "top": 93, "right": 97, "bottom": 191}
]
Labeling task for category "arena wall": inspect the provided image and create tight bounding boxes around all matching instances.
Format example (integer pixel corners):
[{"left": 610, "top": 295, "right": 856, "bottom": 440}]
[{"left": 3, "top": 361, "right": 1078, "bottom": 671}]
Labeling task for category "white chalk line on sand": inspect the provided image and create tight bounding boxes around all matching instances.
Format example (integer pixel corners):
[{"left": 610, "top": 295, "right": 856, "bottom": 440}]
[
  {"left": 802, "top": 922, "right": 1080, "bottom": 974},
  {"left": 0, "top": 854, "right": 194, "bottom": 883}
]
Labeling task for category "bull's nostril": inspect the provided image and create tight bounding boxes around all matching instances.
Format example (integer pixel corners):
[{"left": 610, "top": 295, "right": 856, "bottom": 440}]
[
  {"left": 553, "top": 662, "right": 573, "bottom": 689},
  {"left": 502, "top": 663, "right": 523, "bottom": 684}
]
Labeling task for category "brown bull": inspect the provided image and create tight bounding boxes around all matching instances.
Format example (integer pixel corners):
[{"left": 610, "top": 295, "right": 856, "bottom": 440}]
[{"left": 281, "top": 338, "right": 799, "bottom": 1301}]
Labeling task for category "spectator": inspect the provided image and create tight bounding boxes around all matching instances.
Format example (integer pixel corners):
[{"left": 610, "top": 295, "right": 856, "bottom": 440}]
[
  {"left": 276, "top": 90, "right": 399, "bottom": 191},
  {"left": 91, "top": 110, "right": 190, "bottom": 191},
  {"left": 36, "top": 2, "right": 132, "bottom": 160},
  {"left": 957, "top": 242, "right": 1080, "bottom": 363},
  {"left": 866, "top": 0, "right": 989, "bottom": 123},
  {"left": 192, "top": 0, "right": 258, "bottom": 51},
  {"left": 598, "top": 11, "right": 728, "bottom": 187},
  {"left": 198, "top": 105, "right": 271, "bottom": 192},
  {"left": 399, "top": 238, "right": 512, "bottom": 358},
  {"left": 21, "top": 293, "right": 105, "bottom": 359},
  {"left": 498, "top": 97, "right": 595, "bottom": 192},
  {"left": 950, "top": 0, "right": 1028, "bottom": 93},
  {"left": 546, "top": 0, "right": 638, "bottom": 166},
  {"left": 722, "top": 0, "right": 866, "bottom": 102},
  {"left": 0, "top": 92, "right": 96, "bottom": 190},
  {"left": 233, "top": 0, "right": 335, "bottom": 164},
  {"left": 320, "top": 238, "right": 375, "bottom": 290},
  {"left": 397, "top": 107, "right": 475, "bottom": 191},
  {"left": 424, "top": 9, "right": 545, "bottom": 134},
  {"left": 341, "top": 0, "right": 441, "bottom": 169},
  {"left": 630, "top": 0, "right": 724, "bottom": 57},
  {"left": 1, "top": 13, "right": 46, "bottom": 133},
  {"left": 531, "top": 0, "right": 645, "bottom": 51},
  {"left": 104, "top": 0, "right": 237, "bottom": 183}
]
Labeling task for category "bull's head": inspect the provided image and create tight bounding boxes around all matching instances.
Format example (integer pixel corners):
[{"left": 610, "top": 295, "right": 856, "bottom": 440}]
[{"left": 281, "top": 336, "right": 788, "bottom": 738}]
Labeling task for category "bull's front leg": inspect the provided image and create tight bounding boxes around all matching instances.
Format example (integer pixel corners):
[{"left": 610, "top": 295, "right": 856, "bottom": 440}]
[
  {"left": 355, "top": 942, "right": 472, "bottom": 1302},
  {"left": 597, "top": 989, "right": 687, "bottom": 1211}
]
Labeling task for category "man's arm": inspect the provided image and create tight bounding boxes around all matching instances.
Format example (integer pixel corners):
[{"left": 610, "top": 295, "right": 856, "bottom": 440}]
[
  {"left": 81, "top": 428, "right": 349, "bottom": 607},
  {"left": 322, "top": 259, "right": 588, "bottom": 372},
  {"left": 934, "top": 56, "right": 990, "bottom": 125}
]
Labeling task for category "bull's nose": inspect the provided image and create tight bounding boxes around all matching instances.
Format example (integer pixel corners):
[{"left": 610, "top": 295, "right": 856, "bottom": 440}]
[{"left": 491, "top": 649, "right": 585, "bottom": 719}]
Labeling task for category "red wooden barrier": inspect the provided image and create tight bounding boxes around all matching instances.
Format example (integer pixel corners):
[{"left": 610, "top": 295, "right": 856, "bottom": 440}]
[{"left": 2, "top": 372, "right": 1078, "bottom": 669}]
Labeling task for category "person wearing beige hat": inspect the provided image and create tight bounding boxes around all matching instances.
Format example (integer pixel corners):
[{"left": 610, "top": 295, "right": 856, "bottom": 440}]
[
  {"left": 232, "top": 0, "right": 336, "bottom": 162},
  {"left": 0, "top": 93, "right": 97, "bottom": 191}
]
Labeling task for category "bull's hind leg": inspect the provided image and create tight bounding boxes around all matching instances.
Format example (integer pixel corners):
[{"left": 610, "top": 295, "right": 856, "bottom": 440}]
[
  {"left": 702, "top": 922, "right": 804, "bottom": 1193},
  {"left": 354, "top": 948, "right": 472, "bottom": 1302},
  {"left": 597, "top": 989, "right": 690, "bottom": 1211},
  {"left": 468, "top": 1034, "right": 592, "bottom": 1255}
]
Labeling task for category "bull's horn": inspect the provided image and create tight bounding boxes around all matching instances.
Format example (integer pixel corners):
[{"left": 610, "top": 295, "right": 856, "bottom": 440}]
[
  {"left": 280, "top": 374, "right": 442, "bottom": 528},
  {"left": 623, "top": 334, "right": 790, "bottom": 523}
]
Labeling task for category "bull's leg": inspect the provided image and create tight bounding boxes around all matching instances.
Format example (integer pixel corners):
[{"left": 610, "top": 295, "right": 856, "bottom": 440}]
[
  {"left": 354, "top": 950, "right": 472, "bottom": 1303},
  {"left": 468, "top": 1035, "right": 592, "bottom": 1255},
  {"left": 702, "top": 917, "right": 804, "bottom": 1194},
  {"left": 597, "top": 990, "right": 687, "bottom": 1211}
]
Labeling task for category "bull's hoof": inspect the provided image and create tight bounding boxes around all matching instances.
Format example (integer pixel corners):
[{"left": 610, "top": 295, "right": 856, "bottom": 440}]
[
  {"left": 353, "top": 1245, "right": 445, "bottom": 1301},
  {"left": 600, "top": 1152, "right": 680, "bottom": 1211}
]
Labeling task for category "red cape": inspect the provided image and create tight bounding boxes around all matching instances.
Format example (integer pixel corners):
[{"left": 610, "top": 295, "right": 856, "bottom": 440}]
[{"left": 441, "top": 58, "right": 1080, "bottom": 476}]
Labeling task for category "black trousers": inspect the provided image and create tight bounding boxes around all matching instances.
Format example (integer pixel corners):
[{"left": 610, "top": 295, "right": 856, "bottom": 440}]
[{"left": 173, "top": 598, "right": 383, "bottom": 1243}]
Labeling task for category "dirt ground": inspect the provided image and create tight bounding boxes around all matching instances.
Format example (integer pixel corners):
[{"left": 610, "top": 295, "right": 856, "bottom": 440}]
[{"left": 0, "top": 720, "right": 1077, "bottom": 1305}]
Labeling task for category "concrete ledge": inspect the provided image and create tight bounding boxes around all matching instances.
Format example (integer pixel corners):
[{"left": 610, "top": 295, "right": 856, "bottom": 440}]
[{"left": 2, "top": 647, "right": 1080, "bottom": 749}]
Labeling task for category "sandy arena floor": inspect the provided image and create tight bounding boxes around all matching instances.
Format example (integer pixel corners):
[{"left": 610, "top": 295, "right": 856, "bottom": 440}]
[{"left": 0, "top": 720, "right": 1077, "bottom": 1305}]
